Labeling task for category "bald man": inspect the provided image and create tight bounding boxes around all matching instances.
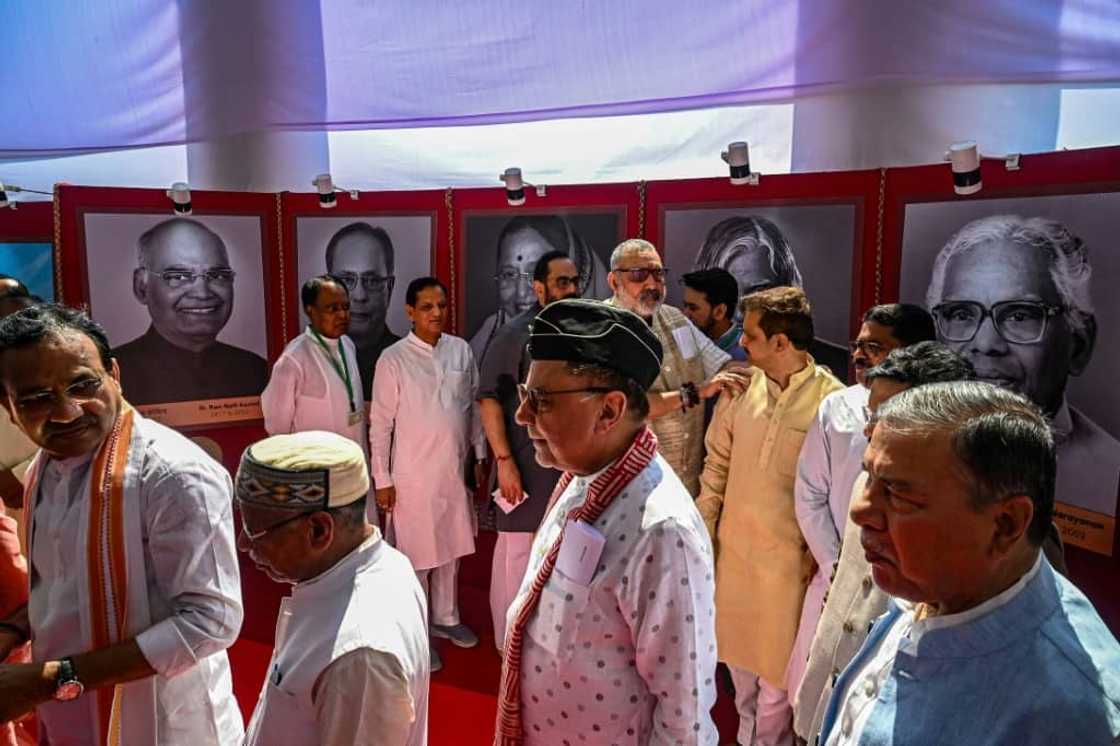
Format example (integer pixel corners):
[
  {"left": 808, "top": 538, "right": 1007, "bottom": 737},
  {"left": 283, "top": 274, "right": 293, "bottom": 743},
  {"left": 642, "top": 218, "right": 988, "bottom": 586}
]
[{"left": 112, "top": 218, "right": 268, "bottom": 405}]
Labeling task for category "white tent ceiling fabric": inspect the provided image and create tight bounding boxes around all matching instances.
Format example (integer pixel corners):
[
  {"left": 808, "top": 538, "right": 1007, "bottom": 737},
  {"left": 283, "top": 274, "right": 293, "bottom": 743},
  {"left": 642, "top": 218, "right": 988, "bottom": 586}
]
[{"left": 1, "top": 1, "right": 1118, "bottom": 191}]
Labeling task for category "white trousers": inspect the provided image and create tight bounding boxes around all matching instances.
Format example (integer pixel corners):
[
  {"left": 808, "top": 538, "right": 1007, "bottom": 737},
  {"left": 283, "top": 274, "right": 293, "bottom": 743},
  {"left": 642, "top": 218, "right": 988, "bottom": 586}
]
[
  {"left": 788, "top": 567, "right": 831, "bottom": 706},
  {"left": 728, "top": 666, "right": 794, "bottom": 746},
  {"left": 416, "top": 559, "right": 460, "bottom": 628},
  {"left": 489, "top": 531, "right": 535, "bottom": 650}
]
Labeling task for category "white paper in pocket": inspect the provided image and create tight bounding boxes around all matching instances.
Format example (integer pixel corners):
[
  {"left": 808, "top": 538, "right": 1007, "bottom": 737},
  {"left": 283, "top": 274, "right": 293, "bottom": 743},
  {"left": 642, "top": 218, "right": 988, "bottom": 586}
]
[
  {"left": 555, "top": 520, "right": 606, "bottom": 586},
  {"left": 672, "top": 325, "right": 697, "bottom": 359}
]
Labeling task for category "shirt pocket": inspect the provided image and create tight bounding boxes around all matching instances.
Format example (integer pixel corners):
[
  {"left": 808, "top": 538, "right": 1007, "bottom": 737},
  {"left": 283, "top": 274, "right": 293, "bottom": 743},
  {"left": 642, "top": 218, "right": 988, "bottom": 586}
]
[
  {"left": 525, "top": 567, "right": 592, "bottom": 663},
  {"left": 442, "top": 368, "right": 472, "bottom": 408},
  {"left": 776, "top": 427, "right": 808, "bottom": 479}
]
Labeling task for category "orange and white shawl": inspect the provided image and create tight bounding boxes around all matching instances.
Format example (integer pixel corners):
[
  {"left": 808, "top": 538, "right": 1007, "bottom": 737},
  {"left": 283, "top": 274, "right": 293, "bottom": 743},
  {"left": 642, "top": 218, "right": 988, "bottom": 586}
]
[{"left": 22, "top": 405, "right": 143, "bottom": 746}]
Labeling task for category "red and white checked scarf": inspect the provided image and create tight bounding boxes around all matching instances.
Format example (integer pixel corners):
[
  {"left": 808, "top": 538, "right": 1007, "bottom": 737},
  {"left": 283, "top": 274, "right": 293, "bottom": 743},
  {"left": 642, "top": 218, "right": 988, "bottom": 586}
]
[{"left": 494, "top": 426, "right": 658, "bottom": 745}]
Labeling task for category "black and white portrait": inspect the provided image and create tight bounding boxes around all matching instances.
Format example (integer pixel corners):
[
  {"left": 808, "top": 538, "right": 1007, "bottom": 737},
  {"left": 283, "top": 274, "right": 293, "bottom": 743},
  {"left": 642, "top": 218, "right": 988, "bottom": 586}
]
[
  {"left": 462, "top": 211, "right": 619, "bottom": 365},
  {"left": 661, "top": 205, "right": 857, "bottom": 381},
  {"left": 899, "top": 193, "right": 1120, "bottom": 550},
  {"left": 296, "top": 214, "right": 433, "bottom": 398},
  {"left": 84, "top": 213, "right": 269, "bottom": 409}
]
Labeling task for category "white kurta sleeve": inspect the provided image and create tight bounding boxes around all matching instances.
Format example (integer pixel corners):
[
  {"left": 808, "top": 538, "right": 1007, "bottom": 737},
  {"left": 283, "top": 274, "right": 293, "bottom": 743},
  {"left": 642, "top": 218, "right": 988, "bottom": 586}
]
[
  {"left": 618, "top": 520, "right": 718, "bottom": 745},
  {"left": 795, "top": 407, "right": 842, "bottom": 569},
  {"left": 133, "top": 461, "right": 243, "bottom": 678},
  {"left": 312, "top": 648, "right": 416, "bottom": 746},
  {"left": 368, "top": 354, "right": 400, "bottom": 488},
  {"left": 259, "top": 354, "right": 302, "bottom": 436}
]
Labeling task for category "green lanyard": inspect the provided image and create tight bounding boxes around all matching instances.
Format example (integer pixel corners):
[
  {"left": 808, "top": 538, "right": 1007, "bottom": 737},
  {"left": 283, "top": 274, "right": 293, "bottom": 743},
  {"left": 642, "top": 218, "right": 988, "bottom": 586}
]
[{"left": 310, "top": 328, "right": 357, "bottom": 413}]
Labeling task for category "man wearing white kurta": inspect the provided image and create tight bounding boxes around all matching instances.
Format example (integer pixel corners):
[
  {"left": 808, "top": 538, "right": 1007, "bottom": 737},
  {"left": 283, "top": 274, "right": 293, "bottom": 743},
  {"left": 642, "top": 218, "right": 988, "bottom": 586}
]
[
  {"left": 370, "top": 277, "right": 485, "bottom": 670},
  {"left": 238, "top": 431, "right": 429, "bottom": 746},
  {"left": 261, "top": 276, "right": 367, "bottom": 456},
  {"left": 495, "top": 299, "right": 718, "bottom": 746},
  {"left": 0, "top": 303, "right": 243, "bottom": 743},
  {"left": 788, "top": 304, "right": 932, "bottom": 713}
]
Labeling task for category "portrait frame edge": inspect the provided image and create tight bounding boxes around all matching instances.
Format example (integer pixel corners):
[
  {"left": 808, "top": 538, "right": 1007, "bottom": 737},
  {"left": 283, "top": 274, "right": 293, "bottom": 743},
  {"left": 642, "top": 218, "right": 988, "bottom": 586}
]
[
  {"left": 55, "top": 185, "right": 282, "bottom": 432},
  {"left": 882, "top": 145, "right": 1120, "bottom": 576}
]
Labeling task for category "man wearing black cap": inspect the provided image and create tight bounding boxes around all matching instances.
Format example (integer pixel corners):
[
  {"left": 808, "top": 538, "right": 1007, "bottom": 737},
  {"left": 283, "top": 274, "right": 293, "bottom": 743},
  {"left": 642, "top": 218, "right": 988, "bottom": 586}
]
[{"left": 494, "top": 299, "right": 718, "bottom": 746}]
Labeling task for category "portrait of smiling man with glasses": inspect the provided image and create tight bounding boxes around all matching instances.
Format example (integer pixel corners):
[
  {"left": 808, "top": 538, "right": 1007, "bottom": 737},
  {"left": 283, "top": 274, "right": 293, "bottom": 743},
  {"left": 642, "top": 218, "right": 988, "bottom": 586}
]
[
  {"left": 925, "top": 213, "right": 1120, "bottom": 519},
  {"left": 111, "top": 217, "right": 268, "bottom": 406}
]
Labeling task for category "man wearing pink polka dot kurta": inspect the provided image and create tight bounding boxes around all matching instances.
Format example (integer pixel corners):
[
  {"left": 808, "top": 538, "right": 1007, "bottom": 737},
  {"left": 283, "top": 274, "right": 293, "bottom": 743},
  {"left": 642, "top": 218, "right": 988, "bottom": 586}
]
[{"left": 496, "top": 299, "right": 719, "bottom": 745}]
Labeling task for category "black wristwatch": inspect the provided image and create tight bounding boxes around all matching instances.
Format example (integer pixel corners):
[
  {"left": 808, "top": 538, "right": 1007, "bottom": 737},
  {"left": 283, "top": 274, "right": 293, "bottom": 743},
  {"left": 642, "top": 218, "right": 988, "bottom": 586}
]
[
  {"left": 680, "top": 382, "right": 699, "bottom": 411},
  {"left": 53, "top": 657, "right": 84, "bottom": 702}
]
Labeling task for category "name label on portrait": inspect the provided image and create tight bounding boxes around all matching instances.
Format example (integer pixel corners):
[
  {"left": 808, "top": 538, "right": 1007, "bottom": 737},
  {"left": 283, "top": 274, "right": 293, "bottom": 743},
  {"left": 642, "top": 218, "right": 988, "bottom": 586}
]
[
  {"left": 136, "top": 396, "right": 263, "bottom": 429},
  {"left": 1052, "top": 502, "right": 1115, "bottom": 557}
]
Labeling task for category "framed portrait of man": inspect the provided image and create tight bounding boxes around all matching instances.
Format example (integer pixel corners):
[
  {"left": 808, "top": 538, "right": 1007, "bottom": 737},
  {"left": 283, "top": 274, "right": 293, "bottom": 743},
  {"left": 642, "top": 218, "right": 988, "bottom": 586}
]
[
  {"left": 0, "top": 201, "right": 54, "bottom": 299},
  {"left": 57, "top": 186, "right": 281, "bottom": 429},
  {"left": 885, "top": 146, "right": 1120, "bottom": 556},
  {"left": 455, "top": 183, "right": 639, "bottom": 369},
  {"left": 280, "top": 189, "right": 447, "bottom": 400},
  {"left": 294, "top": 213, "right": 436, "bottom": 399},
  {"left": 646, "top": 172, "right": 881, "bottom": 384}
]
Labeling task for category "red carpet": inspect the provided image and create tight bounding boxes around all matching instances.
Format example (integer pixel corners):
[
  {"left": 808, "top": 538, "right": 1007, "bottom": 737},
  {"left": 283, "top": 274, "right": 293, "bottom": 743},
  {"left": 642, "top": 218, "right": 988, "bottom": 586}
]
[{"left": 230, "top": 530, "right": 741, "bottom": 744}]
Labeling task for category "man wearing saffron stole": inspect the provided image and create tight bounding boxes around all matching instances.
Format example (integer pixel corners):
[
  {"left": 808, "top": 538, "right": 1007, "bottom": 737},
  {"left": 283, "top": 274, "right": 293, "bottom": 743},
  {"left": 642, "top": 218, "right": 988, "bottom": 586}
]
[
  {"left": 495, "top": 299, "right": 718, "bottom": 745},
  {"left": 0, "top": 304, "right": 244, "bottom": 743}
]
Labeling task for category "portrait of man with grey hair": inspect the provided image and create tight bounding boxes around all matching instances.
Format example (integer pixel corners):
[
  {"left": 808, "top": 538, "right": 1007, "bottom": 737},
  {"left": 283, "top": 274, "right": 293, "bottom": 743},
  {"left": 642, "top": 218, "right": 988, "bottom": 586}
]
[
  {"left": 916, "top": 212, "right": 1120, "bottom": 532},
  {"left": 110, "top": 217, "right": 269, "bottom": 405}
]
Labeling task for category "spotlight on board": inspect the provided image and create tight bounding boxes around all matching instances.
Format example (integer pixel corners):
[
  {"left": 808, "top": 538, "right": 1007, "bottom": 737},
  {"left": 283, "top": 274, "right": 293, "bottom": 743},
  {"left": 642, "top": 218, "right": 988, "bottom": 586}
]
[
  {"left": 721, "top": 141, "right": 759, "bottom": 186},
  {"left": 167, "top": 182, "right": 192, "bottom": 215},
  {"left": 312, "top": 173, "right": 359, "bottom": 208},
  {"left": 314, "top": 173, "right": 338, "bottom": 209},
  {"left": 0, "top": 186, "right": 8, "bottom": 210},
  {"left": 500, "top": 167, "right": 527, "bottom": 206},
  {"left": 947, "top": 141, "right": 982, "bottom": 196}
]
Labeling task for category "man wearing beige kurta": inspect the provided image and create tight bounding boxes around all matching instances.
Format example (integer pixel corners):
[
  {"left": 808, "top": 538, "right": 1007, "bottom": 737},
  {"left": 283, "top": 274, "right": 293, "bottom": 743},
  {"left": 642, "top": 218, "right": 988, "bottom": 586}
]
[{"left": 697, "top": 287, "right": 842, "bottom": 746}]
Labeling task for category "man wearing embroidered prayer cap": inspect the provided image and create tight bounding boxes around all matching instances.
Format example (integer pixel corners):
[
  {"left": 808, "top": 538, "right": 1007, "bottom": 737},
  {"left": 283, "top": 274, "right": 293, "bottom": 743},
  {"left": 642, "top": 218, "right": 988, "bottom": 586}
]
[
  {"left": 239, "top": 431, "right": 429, "bottom": 746},
  {"left": 495, "top": 298, "right": 719, "bottom": 745},
  {"left": 261, "top": 275, "right": 369, "bottom": 461},
  {"left": 0, "top": 303, "right": 244, "bottom": 743}
]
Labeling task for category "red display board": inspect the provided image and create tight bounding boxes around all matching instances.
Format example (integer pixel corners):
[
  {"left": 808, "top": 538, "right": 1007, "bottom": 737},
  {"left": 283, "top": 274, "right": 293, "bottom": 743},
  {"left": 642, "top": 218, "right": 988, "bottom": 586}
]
[
  {"left": 0, "top": 200, "right": 55, "bottom": 299},
  {"left": 56, "top": 185, "right": 282, "bottom": 436},
  {"left": 644, "top": 170, "right": 882, "bottom": 382},
  {"left": 883, "top": 147, "right": 1120, "bottom": 629},
  {"left": 451, "top": 182, "right": 640, "bottom": 351}
]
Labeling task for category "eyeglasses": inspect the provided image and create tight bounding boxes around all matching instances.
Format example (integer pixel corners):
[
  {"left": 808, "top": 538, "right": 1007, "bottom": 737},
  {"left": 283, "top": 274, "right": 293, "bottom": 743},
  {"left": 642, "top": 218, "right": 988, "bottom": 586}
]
[
  {"left": 552, "top": 275, "right": 581, "bottom": 291},
  {"left": 494, "top": 269, "right": 533, "bottom": 285},
  {"left": 848, "top": 339, "right": 888, "bottom": 356},
  {"left": 611, "top": 267, "right": 669, "bottom": 284},
  {"left": 239, "top": 510, "right": 316, "bottom": 542},
  {"left": 16, "top": 376, "right": 105, "bottom": 416},
  {"left": 517, "top": 383, "right": 615, "bottom": 413},
  {"left": 333, "top": 272, "right": 394, "bottom": 293},
  {"left": 932, "top": 300, "right": 1064, "bottom": 345},
  {"left": 151, "top": 268, "right": 236, "bottom": 289}
]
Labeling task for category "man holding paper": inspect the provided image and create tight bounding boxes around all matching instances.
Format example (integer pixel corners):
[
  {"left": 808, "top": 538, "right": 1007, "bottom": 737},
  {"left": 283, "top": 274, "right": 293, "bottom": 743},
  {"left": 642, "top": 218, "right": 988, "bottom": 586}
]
[
  {"left": 495, "top": 299, "right": 718, "bottom": 746},
  {"left": 478, "top": 249, "right": 580, "bottom": 651}
]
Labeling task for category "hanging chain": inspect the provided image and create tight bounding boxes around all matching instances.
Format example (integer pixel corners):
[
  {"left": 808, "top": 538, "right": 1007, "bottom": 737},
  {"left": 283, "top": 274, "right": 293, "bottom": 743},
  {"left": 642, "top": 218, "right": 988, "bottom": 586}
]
[
  {"left": 637, "top": 180, "right": 647, "bottom": 239},
  {"left": 52, "top": 184, "right": 64, "bottom": 301},
  {"left": 275, "top": 193, "right": 289, "bottom": 343},
  {"left": 875, "top": 168, "right": 886, "bottom": 304},
  {"left": 445, "top": 187, "right": 456, "bottom": 333}
]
